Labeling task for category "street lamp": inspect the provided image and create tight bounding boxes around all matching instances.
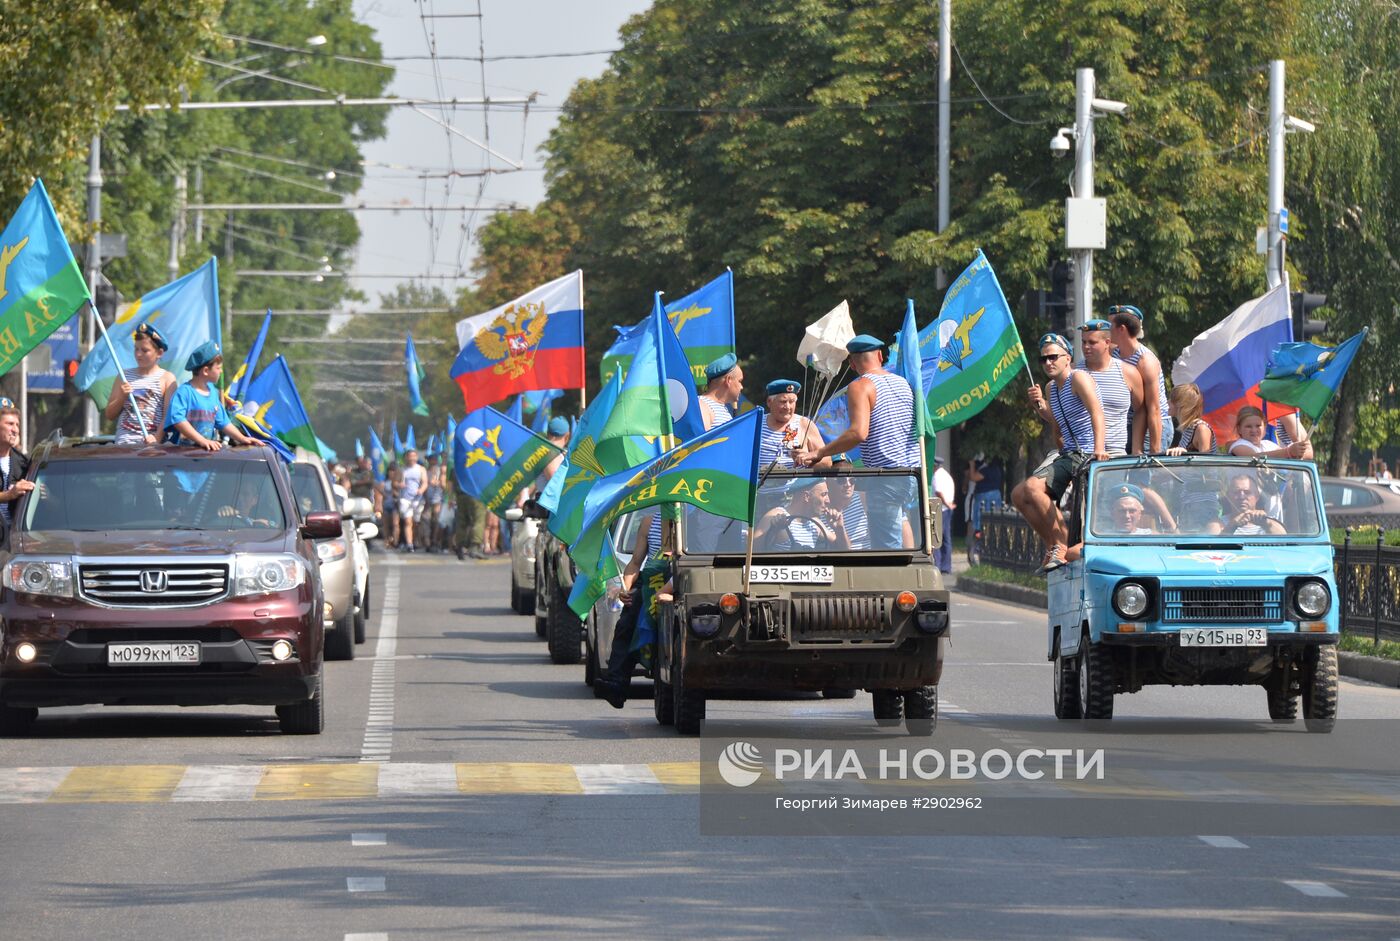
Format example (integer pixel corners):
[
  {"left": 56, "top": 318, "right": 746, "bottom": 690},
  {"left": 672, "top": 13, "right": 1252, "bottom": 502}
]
[{"left": 306, "top": 35, "right": 328, "bottom": 47}]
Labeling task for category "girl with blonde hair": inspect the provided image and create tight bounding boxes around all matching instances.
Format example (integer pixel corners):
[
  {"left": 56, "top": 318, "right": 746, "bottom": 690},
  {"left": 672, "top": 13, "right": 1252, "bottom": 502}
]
[{"left": 1165, "top": 383, "right": 1214, "bottom": 454}]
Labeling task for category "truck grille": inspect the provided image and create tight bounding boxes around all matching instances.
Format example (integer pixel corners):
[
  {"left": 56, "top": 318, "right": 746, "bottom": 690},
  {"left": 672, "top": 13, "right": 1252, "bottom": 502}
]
[
  {"left": 1161, "top": 587, "right": 1282, "bottom": 623},
  {"left": 791, "top": 593, "right": 890, "bottom": 636},
  {"left": 79, "top": 563, "right": 230, "bottom": 607}
]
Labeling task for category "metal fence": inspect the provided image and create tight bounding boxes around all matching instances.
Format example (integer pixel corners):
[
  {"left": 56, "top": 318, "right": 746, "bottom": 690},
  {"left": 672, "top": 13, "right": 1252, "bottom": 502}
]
[{"left": 978, "top": 513, "right": 1400, "bottom": 643}]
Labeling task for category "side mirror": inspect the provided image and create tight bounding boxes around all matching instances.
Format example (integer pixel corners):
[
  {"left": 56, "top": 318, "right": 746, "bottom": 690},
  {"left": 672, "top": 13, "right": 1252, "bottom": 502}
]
[
  {"left": 521, "top": 498, "right": 551, "bottom": 521},
  {"left": 503, "top": 507, "right": 524, "bottom": 522},
  {"left": 341, "top": 496, "right": 374, "bottom": 522},
  {"left": 356, "top": 521, "right": 379, "bottom": 542},
  {"left": 301, "top": 511, "right": 342, "bottom": 540}
]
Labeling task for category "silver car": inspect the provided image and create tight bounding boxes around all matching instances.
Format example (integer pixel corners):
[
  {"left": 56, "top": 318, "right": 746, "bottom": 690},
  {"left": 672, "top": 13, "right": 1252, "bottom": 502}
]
[
  {"left": 288, "top": 453, "right": 377, "bottom": 661},
  {"left": 584, "top": 512, "right": 647, "bottom": 691},
  {"left": 508, "top": 516, "right": 539, "bottom": 615}
]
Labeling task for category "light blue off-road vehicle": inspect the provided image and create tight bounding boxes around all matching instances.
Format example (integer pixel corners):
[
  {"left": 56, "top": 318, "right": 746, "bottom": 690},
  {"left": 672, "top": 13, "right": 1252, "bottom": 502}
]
[{"left": 1047, "top": 455, "right": 1339, "bottom": 731}]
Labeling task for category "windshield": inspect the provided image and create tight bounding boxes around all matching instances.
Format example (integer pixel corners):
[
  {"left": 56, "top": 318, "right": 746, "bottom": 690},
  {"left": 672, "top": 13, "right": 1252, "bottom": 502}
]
[
  {"left": 24, "top": 460, "right": 287, "bottom": 533},
  {"left": 683, "top": 468, "right": 925, "bottom": 555},
  {"left": 289, "top": 463, "right": 332, "bottom": 516},
  {"left": 1089, "top": 460, "right": 1322, "bottom": 539}
]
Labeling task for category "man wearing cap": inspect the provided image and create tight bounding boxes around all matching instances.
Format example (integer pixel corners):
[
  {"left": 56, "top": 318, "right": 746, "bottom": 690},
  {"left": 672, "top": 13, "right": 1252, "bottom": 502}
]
[
  {"left": 1015, "top": 333, "right": 1108, "bottom": 572},
  {"left": 537, "top": 415, "right": 572, "bottom": 489},
  {"left": 931, "top": 455, "right": 955, "bottom": 574},
  {"left": 0, "top": 401, "right": 33, "bottom": 536},
  {"left": 700, "top": 353, "right": 742, "bottom": 430},
  {"left": 165, "top": 341, "right": 258, "bottom": 450},
  {"left": 752, "top": 478, "right": 849, "bottom": 551},
  {"left": 104, "top": 322, "right": 176, "bottom": 445},
  {"left": 759, "top": 378, "right": 828, "bottom": 468},
  {"left": 1109, "top": 304, "right": 1171, "bottom": 453},
  {"left": 1077, "top": 318, "right": 1145, "bottom": 456},
  {"left": 796, "top": 334, "right": 921, "bottom": 549},
  {"left": 1064, "top": 484, "right": 1155, "bottom": 563}
]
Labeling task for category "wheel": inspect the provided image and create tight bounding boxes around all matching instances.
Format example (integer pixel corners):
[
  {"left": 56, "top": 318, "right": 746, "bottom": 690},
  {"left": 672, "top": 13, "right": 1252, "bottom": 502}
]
[
  {"left": 325, "top": 612, "right": 355, "bottom": 661},
  {"left": 520, "top": 584, "right": 536, "bottom": 616},
  {"left": 1302, "top": 645, "right": 1338, "bottom": 733},
  {"left": 547, "top": 579, "right": 583, "bottom": 665},
  {"left": 510, "top": 576, "right": 522, "bottom": 613},
  {"left": 276, "top": 674, "right": 324, "bottom": 734},
  {"left": 584, "top": 627, "right": 597, "bottom": 688},
  {"left": 872, "top": 690, "right": 904, "bottom": 727},
  {"left": 822, "top": 688, "right": 857, "bottom": 700},
  {"left": 353, "top": 588, "right": 367, "bottom": 645},
  {"left": 903, "top": 685, "right": 938, "bottom": 736},
  {"left": 653, "top": 664, "right": 675, "bottom": 726},
  {"left": 672, "top": 645, "right": 704, "bottom": 735},
  {"left": 360, "top": 584, "right": 372, "bottom": 623},
  {"left": 1053, "top": 652, "right": 1082, "bottom": 720},
  {"left": 0, "top": 705, "right": 38, "bottom": 736},
  {"left": 535, "top": 614, "right": 548, "bottom": 639},
  {"left": 1077, "top": 638, "right": 1114, "bottom": 721},
  {"left": 1265, "top": 666, "right": 1298, "bottom": 723}
]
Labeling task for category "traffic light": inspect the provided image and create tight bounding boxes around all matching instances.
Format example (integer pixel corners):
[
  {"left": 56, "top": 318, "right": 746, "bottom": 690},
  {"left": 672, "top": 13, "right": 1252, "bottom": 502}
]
[
  {"left": 64, "top": 360, "right": 80, "bottom": 384},
  {"left": 1291, "top": 291, "right": 1327, "bottom": 342}
]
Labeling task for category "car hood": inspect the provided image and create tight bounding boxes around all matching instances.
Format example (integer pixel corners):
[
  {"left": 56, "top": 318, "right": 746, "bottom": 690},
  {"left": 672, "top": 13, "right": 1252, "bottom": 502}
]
[
  {"left": 1085, "top": 543, "right": 1334, "bottom": 578},
  {"left": 13, "top": 529, "right": 294, "bottom": 557}
]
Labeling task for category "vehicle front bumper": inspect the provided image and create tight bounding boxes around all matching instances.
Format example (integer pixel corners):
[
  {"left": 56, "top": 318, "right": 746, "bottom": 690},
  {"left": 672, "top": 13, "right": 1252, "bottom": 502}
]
[{"left": 0, "top": 670, "right": 318, "bottom": 708}]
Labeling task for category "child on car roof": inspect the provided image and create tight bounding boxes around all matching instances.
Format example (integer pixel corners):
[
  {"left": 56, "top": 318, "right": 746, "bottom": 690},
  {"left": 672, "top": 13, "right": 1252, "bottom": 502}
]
[
  {"left": 104, "top": 322, "right": 178, "bottom": 445},
  {"left": 164, "top": 341, "right": 259, "bottom": 451}
]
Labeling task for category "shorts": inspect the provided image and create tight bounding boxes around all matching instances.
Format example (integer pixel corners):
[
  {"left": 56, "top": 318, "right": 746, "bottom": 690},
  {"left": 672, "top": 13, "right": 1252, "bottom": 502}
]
[
  {"left": 398, "top": 496, "right": 425, "bottom": 520},
  {"left": 1032, "top": 450, "right": 1090, "bottom": 502}
]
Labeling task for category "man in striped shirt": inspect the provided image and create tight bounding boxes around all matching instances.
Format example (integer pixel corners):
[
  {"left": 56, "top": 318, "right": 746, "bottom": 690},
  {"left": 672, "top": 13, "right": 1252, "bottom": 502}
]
[
  {"left": 797, "top": 335, "right": 921, "bottom": 549},
  {"left": 699, "top": 353, "right": 742, "bottom": 430}
]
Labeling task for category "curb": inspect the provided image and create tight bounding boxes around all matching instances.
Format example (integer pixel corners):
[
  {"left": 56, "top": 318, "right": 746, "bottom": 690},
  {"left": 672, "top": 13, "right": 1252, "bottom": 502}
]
[
  {"left": 1338, "top": 650, "right": 1400, "bottom": 687},
  {"left": 955, "top": 581, "right": 1400, "bottom": 688},
  {"left": 955, "top": 575, "right": 1047, "bottom": 610}
]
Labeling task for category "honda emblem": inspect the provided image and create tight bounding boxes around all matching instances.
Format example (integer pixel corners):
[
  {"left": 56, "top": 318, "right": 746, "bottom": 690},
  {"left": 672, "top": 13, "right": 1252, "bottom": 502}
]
[{"left": 140, "top": 570, "right": 168, "bottom": 593}]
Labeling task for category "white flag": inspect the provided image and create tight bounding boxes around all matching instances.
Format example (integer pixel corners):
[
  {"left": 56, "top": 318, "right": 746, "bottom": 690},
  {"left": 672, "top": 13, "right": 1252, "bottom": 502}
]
[{"left": 796, "top": 300, "right": 854, "bottom": 377}]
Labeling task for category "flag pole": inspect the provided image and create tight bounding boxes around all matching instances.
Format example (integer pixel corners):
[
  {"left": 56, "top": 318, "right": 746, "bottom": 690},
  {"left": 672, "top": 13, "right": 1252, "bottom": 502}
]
[
  {"left": 87, "top": 299, "right": 150, "bottom": 440},
  {"left": 576, "top": 271, "right": 588, "bottom": 411},
  {"left": 741, "top": 408, "right": 770, "bottom": 596}
]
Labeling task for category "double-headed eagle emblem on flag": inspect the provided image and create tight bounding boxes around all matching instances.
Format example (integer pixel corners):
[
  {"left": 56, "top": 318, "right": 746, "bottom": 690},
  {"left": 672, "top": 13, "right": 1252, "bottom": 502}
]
[{"left": 474, "top": 300, "right": 548, "bottom": 379}]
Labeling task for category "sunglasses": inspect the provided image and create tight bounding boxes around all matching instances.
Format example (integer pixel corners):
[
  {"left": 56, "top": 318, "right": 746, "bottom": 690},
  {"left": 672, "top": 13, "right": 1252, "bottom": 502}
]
[{"left": 1039, "top": 353, "right": 1066, "bottom": 363}]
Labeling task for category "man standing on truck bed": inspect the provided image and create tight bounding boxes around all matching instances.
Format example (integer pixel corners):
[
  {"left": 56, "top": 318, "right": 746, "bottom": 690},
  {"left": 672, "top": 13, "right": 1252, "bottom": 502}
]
[{"left": 796, "top": 334, "right": 921, "bottom": 549}]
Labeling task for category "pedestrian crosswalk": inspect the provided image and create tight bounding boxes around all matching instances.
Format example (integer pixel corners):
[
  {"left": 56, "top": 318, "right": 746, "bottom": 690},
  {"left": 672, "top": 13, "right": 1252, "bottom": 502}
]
[{"left": 0, "top": 760, "right": 1396, "bottom": 805}]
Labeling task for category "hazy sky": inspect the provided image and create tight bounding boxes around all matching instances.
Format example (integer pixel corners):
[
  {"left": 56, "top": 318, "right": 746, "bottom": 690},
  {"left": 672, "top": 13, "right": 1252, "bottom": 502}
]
[{"left": 345, "top": 1, "right": 651, "bottom": 312}]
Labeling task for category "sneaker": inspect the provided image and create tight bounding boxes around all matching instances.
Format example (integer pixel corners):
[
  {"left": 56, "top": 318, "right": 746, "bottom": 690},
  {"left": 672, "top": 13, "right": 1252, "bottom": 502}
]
[
  {"left": 594, "top": 679, "right": 628, "bottom": 710},
  {"left": 455, "top": 546, "right": 466, "bottom": 561},
  {"left": 1036, "top": 544, "right": 1067, "bottom": 575}
]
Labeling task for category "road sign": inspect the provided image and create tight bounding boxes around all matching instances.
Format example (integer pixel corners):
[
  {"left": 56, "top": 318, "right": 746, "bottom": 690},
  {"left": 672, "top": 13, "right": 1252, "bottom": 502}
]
[
  {"left": 28, "top": 314, "right": 80, "bottom": 393},
  {"left": 1278, "top": 208, "right": 1290, "bottom": 235}
]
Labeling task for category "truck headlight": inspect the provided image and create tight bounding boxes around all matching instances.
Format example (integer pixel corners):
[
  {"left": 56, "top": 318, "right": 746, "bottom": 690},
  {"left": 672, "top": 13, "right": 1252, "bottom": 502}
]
[
  {"left": 315, "top": 538, "right": 348, "bottom": 563},
  {"left": 3, "top": 559, "right": 75, "bottom": 598},
  {"left": 1294, "top": 580, "right": 1330, "bottom": 618},
  {"left": 1114, "top": 582, "right": 1150, "bottom": 619},
  {"left": 233, "top": 554, "right": 307, "bottom": 597}
]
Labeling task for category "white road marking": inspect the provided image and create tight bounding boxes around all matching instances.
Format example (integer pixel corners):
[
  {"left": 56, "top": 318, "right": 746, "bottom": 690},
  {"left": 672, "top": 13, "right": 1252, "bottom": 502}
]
[
  {"left": 0, "top": 767, "right": 72, "bottom": 802},
  {"left": 1284, "top": 880, "right": 1346, "bottom": 898},
  {"left": 172, "top": 765, "right": 262, "bottom": 802},
  {"left": 1198, "top": 835, "right": 1248, "bottom": 849},
  {"left": 347, "top": 877, "right": 386, "bottom": 893},
  {"left": 573, "top": 763, "right": 666, "bottom": 794},
  {"left": 345, "top": 935, "right": 389, "bottom": 941},
  {"left": 377, "top": 762, "right": 459, "bottom": 797},
  {"left": 360, "top": 567, "right": 400, "bottom": 763},
  {"left": 352, "top": 833, "right": 386, "bottom": 847}
]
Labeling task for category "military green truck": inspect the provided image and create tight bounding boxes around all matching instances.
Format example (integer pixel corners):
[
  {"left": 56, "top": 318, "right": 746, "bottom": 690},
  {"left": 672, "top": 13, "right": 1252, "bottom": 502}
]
[{"left": 653, "top": 466, "right": 951, "bottom": 735}]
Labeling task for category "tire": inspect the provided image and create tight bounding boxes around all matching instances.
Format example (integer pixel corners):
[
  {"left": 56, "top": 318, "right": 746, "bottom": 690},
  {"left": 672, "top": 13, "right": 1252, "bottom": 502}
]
[
  {"left": 872, "top": 690, "right": 904, "bottom": 727},
  {"left": 535, "top": 613, "right": 548, "bottom": 639},
  {"left": 1266, "top": 666, "right": 1298, "bottom": 723},
  {"left": 0, "top": 705, "right": 38, "bottom": 736},
  {"left": 547, "top": 579, "right": 583, "bottom": 665},
  {"left": 1053, "top": 652, "right": 1082, "bottom": 720},
  {"left": 520, "top": 584, "right": 536, "bottom": 616},
  {"left": 325, "top": 612, "right": 355, "bottom": 661},
  {"left": 510, "top": 577, "right": 521, "bottom": 613},
  {"left": 654, "top": 666, "right": 675, "bottom": 726},
  {"left": 360, "top": 584, "right": 372, "bottom": 623},
  {"left": 584, "top": 627, "right": 597, "bottom": 688},
  {"left": 903, "top": 685, "right": 938, "bottom": 736},
  {"left": 1077, "top": 638, "right": 1114, "bottom": 721},
  {"left": 822, "top": 688, "right": 857, "bottom": 700},
  {"left": 353, "top": 588, "right": 367, "bottom": 645},
  {"left": 672, "top": 645, "right": 704, "bottom": 735},
  {"left": 1303, "top": 645, "right": 1338, "bottom": 733},
  {"left": 277, "top": 674, "right": 324, "bottom": 734}
]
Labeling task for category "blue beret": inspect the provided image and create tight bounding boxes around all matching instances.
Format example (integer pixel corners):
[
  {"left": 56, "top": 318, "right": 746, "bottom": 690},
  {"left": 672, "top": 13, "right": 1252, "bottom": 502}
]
[
  {"left": 546, "top": 416, "right": 570, "bottom": 437},
  {"left": 185, "top": 340, "right": 222, "bottom": 372},
  {"left": 846, "top": 334, "right": 885, "bottom": 353},
  {"left": 134, "top": 322, "right": 169, "bottom": 351},
  {"left": 0, "top": 397, "right": 13, "bottom": 409},
  {"left": 765, "top": 379, "right": 800, "bottom": 397},
  {"left": 1108, "top": 304, "right": 1144, "bottom": 320},
  {"left": 1113, "top": 483, "right": 1145, "bottom": 505},
  {"left": 704, "top": 352, "right": 738, "bottom": 382},
  {"left": 784, "top": 477, "right": 827, "bottom": 497}
]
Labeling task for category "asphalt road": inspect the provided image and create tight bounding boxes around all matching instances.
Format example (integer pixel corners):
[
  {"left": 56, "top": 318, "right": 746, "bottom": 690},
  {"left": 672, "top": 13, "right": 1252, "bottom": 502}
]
[{"left": 2, "top": 553, "right": 1399, "bottom": 940}]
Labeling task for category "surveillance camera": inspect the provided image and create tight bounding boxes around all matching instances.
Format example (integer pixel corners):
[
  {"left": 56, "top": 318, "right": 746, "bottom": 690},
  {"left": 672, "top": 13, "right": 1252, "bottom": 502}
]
[
  {"left": 1049, "top": 130, "right": 1072, "bottom": 156},
  {"left": 1091, "top": 97, "right": 1129, "bottom": 116},
  {"left": 1285, "top": 115, "right": 1316, "bottom": 134}
]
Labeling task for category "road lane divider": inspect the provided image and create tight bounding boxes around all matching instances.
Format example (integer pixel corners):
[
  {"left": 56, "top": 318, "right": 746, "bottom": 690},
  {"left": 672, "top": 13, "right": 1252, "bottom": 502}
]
[
  {"left": 360, "top": 567, "right": 401, "bottom": 763},
  {"left": 1283, "top": 880, "right": 1347, "bottom": 898}
]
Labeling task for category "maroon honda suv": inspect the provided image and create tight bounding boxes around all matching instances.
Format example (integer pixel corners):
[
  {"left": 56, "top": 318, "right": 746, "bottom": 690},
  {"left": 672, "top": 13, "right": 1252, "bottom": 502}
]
[{"left": 0, "top": 439, "right": 340, "bottom": 734}]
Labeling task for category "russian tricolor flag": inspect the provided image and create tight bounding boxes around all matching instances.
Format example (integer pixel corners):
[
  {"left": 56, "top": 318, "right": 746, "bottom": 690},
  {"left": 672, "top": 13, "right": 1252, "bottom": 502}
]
[
  {"left": 1171, "top": 285, "right": 1294, "bottom": 446},
  {"left": 451, "top": 270, "right": 585, "bottom": 413}
]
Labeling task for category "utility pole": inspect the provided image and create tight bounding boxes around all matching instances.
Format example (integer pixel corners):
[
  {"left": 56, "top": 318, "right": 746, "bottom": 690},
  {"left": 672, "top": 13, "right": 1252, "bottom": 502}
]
[
  {"left": 193, "top": 164, "right": 204, "bottom": 247},
  {"left": 1266, "top": 60, "right": 1285, "bottom": 291},
  {"left": 83, "top": 135, "right": 103, "bottom": 437},
  {"left": 169, "top": 168, "right": 187, "bottom": 282},
  {"left": 935, "top": 0, "right": 951, "bottom": 292}
]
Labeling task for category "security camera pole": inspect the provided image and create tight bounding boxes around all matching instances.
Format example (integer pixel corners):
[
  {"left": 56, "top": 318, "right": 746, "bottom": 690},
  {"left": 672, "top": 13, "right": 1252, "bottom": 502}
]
[
  {"left": 1265, "top": 60, "right": 1316, "bottom": 291},
  {"left": 1055, "top": 68, "right": 1126, "bottom": 358}
]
